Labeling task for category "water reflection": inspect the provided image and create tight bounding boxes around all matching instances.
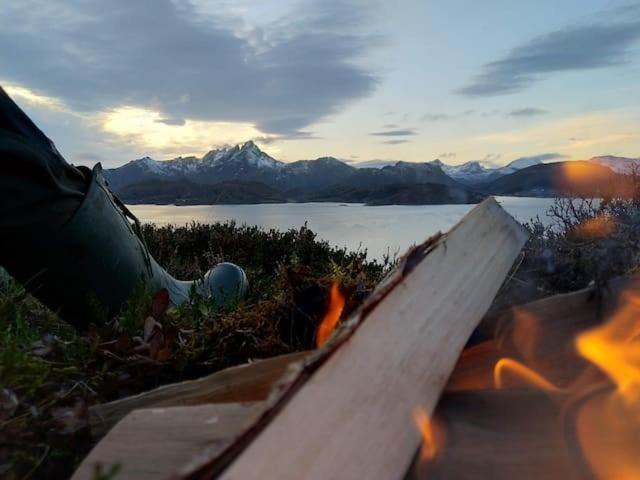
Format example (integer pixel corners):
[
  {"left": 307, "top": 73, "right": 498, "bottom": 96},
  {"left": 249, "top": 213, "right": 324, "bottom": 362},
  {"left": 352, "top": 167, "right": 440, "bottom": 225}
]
[{"left": 128, "top": 197, "right": 555, "bottom": 261}]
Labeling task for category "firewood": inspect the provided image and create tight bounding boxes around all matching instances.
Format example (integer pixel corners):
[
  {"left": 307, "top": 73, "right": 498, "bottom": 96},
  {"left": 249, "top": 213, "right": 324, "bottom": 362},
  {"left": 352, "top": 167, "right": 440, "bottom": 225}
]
[
  {"left": 89, "top": 351, "right": 309, "bottom": 438},
  {"left": 180, "top": 198, "right": 527, "bottom": 480},
  {"left": 73, "top": 403, "right": 263, "bottom": 480}
]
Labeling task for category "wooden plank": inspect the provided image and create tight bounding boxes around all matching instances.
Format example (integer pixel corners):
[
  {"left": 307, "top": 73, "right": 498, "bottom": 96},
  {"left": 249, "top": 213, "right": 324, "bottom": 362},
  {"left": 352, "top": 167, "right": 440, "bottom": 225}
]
[
  {"left": 186, "top": 198, "right": 527, "bottom": 480},
  {"left": 89, "top": 351, "right": 308, "bottom": 438},
  {"left": 73, "top": 403, "right": 262, "bottom": 480},
  {"left": 408, "top": 389, "right": 578, "bottom": 480}
]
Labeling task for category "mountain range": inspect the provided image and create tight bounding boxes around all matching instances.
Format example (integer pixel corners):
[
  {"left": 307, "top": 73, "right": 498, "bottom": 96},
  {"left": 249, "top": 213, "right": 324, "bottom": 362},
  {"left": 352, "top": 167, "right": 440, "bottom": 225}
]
[{"left": 103, "top": 141, "right": 639, "bottom": 205}]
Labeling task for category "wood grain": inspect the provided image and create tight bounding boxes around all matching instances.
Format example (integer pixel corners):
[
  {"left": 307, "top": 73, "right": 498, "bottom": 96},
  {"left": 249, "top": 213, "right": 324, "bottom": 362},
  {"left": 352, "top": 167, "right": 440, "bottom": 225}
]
[
  {"left": 207, "top": 198, "right": 527, "bottom": 480},
  {"left": 74, "top": 403, "right": 262, "bottom": 480},
  {"left": 89, "top": 351, "right": 309, "bottom": 438}
]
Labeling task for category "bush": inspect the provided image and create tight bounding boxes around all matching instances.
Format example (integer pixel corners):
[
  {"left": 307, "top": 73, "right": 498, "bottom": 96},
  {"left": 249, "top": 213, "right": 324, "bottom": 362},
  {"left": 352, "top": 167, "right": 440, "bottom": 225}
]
[{"left": 497, "top": 172, "right": 640, "bottom": 307}]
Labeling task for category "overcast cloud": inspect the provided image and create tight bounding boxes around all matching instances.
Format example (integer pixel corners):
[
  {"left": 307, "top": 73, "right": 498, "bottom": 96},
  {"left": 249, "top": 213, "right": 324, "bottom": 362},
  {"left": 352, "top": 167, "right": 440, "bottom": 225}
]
[{"left": 0, "top": 0, "right": 377, "bottom": 135}]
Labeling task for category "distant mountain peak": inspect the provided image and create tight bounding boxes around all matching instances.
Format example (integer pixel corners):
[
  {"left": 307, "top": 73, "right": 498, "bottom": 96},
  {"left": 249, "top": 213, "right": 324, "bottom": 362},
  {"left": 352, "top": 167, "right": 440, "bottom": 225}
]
[
  {"left": 589, "top": 155, "right": 640, "bottom": 173},
  {"left": 240, "top": 140, "right": 259, "bottom": 150}
]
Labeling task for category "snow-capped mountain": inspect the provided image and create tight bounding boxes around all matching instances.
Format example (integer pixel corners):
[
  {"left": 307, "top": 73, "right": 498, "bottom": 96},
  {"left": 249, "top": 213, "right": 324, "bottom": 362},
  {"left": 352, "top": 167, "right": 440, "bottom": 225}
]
[
  {"left": 103, "top": 141, "right": 479, "bottom": 205},
  {"left": 430, "top": 156, "right": 546, "bottom": 184},
  {"left": 589, "top": 155, "right": 640, "bottom": 174},
  {"left": 104, "top": 141, "right": 285, "bottom": 190},
  {"left": 104, "top": 141, "right": 632, "bottom": 204}
]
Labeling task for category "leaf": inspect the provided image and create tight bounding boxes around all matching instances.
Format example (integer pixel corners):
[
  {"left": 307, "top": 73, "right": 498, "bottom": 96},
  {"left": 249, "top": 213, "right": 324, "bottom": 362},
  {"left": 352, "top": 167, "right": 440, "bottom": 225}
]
[{"left": 151, "top": 288, "right": 170, "bottom": 319}]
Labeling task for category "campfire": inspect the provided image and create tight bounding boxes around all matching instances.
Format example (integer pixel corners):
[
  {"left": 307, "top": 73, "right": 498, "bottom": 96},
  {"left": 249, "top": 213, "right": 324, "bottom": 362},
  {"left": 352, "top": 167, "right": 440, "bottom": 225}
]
[
  {"left": 74, "top": 195, "right": 640, "bottom": 480},
  {"left": 411, "top": 277, "right": 640, "bottom": 479}
]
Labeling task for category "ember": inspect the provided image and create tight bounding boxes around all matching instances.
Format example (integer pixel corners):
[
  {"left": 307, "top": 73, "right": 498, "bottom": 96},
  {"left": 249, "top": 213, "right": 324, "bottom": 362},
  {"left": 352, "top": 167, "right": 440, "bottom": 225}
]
[{"left": 315, "top": 282, "right": 346, "bottom": 348}]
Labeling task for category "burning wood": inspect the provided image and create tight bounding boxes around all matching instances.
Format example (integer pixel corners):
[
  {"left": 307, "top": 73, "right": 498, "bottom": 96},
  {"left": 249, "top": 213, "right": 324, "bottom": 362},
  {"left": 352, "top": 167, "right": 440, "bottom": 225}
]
[
  {"left": 410, "top": 275, "right": 640, "bottom": 480},
  {"left": 176, "top": 198, "right": 527, "bottom": 479}
]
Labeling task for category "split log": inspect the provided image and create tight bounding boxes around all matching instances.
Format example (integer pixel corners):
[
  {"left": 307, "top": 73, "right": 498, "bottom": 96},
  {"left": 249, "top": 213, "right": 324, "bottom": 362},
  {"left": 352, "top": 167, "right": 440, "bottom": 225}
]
[
  {"left": 73, "top": 403, "right": 263, "bottom": 480},
  {"left": 90, "top": 351, "right": 309, "bottom": 438},
  {"left": 181, "top": 198, "right": 527, "bottom": 480}
]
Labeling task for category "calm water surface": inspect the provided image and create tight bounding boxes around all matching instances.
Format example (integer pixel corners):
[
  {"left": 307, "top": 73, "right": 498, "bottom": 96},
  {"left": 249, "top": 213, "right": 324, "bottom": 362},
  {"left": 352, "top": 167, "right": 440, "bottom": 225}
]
[{"left": 129, "top": 197, "right": 555, "bottom": 261}]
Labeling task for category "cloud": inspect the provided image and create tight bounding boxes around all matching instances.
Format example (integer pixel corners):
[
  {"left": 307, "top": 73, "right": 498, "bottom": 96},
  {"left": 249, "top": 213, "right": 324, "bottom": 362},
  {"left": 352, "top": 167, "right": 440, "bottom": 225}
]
[
  {"left": 0, "top": 0, "right": 378, "bottom": 135},
  {"left": 155, "top": 117, "right": 187, "bottom": 126},
  {"left": 369, "top": 128, "right": 416, "bottom": 137},
  {"left": 483, "top": 153, "right": 502, "bottom": 163},
  {"left": 3, "top": 83, "right": 67, "bottom": 111},
  {"left": 458, "top": 15, "right": 640, "bottom": 96},
  {"left": 511, "top": 153, "right": 567, "bottom": 163},
  {"left": 75, "top": 152, "right": 103, "bottom": 162},
  {"left": 381, "top": 139, "right": 409, "bottom": 145},
  {"left": 98, "top": 106, "right": 269, "bottom": 157},
  {"left": 508, "top": 108, "right": 548, "bottom": 117},
  {"left": 438, "top": 152, "right": 456, "bottom": 159},
  {"left": 421, "top": 113, "right": 450, "bottom": 122}
]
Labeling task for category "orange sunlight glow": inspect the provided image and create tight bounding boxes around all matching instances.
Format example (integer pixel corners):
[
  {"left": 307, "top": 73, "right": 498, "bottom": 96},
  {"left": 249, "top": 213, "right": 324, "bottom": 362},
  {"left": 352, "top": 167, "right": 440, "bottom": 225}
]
[
  {"left": 315, "top": 282, "right": 346, "bottom": 348},
  {"left": 574, "top": 215, "right": 617, "bottom": 239}
]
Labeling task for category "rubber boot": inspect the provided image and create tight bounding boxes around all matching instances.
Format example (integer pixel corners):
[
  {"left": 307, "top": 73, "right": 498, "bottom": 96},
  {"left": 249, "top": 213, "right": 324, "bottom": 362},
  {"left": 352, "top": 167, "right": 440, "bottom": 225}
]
[{"left": 3, "top": 164, "right": 248, "bottom": 328}]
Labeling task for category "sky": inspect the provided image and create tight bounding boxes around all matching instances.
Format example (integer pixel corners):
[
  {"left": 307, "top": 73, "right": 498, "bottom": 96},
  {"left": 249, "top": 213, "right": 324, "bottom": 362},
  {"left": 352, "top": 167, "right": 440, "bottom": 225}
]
[{"left": 1, "top": 0, "right": 640, "bottom": 167}]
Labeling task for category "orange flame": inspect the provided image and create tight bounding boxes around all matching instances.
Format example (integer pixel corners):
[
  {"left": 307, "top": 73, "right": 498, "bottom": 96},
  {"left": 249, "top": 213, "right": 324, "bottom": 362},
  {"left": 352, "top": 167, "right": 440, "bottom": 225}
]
[
  {"left": 315, "top": 282, "right": 346, "bottom": 348},
  {"left": 573, "top": 290, "right": 640, "bottom": 479},
  {"left": 576, "top": 291, "right": 640, "bottom": 404},
  {"left": 493, "top": 358, "right": 559, "bottom": 392},
  {"left": 413, "top": 407, "right": 437, "bottom": 461}
]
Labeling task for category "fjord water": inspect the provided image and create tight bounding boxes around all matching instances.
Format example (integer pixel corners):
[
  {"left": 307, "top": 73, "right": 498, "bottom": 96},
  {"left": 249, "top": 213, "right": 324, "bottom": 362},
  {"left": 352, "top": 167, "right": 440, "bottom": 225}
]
[{"left": 129, "top": 197, "right": 554, "bottom": 261}]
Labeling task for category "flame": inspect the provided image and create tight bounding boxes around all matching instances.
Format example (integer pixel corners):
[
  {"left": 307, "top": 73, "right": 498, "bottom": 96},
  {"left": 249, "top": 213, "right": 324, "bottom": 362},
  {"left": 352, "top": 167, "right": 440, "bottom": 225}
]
[
  {"left": 575, "top": 291, "right": 640, "bottom": 404},
  {"left": 425, "top": 284, "right": 640, "bottom": 479},
  {"left": 413, "top": 407, "right": 438, "bottom": 461},
  {"left": 493, "top": 358, "right": 559, "bottom": 391},
  {"left": 315, "top": 282, "right": 346, "bottom": 348},
  {"left": 574, "top": 215, "right": 617, "bottom": 239},
  {"left": 573, "top": 290, "right": 640, "bottom": 479}
]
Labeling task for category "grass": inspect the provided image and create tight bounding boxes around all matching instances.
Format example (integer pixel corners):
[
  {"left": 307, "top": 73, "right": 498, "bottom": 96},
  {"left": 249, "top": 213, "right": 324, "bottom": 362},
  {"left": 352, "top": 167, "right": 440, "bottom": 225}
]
[{"left": 0, "top": 222, "right": 393, "bottom": 479}]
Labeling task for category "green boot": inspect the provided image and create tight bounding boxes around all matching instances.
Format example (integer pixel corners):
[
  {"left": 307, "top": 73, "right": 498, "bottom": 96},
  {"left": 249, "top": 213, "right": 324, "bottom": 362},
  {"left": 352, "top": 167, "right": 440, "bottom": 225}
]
[{"left": 4, "top": 164, "right": 248, "bottom": 328}]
